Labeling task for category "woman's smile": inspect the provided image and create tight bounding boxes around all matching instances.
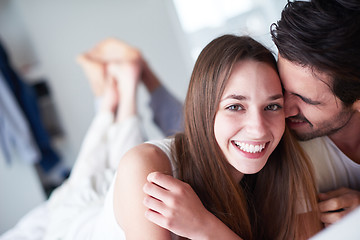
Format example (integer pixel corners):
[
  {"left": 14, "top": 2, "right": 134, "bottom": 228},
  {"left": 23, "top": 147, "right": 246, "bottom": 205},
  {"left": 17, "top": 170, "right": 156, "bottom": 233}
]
[{"left": 232, "top": 140, "right": 269, "bottom": 159}]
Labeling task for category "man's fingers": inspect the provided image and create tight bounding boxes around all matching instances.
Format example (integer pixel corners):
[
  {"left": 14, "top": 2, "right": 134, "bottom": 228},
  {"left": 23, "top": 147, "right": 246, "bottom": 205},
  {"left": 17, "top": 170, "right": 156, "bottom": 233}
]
[
  {"left": 319, "top": 188, "right": 349, "bottom": 201},
  {"left": 319, "top": 190, "right": 360, "bottom": 212},
  {"left": 318, "top": 197, "right": 345, "bottom": 212},
  {"left": 320, "top": 209, "right": 347, "bottom": 225}
]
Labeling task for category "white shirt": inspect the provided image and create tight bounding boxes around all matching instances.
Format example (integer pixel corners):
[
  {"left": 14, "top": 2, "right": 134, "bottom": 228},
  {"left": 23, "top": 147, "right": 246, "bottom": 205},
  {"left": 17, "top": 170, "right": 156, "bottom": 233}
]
[{"left": 300, "top": 136, "right": 360, "bottom": 193}]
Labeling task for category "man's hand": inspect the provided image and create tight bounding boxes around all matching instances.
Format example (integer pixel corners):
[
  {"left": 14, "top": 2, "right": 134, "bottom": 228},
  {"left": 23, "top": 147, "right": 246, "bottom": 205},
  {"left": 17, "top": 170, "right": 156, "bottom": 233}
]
[{"left": 318, "top": 188, "right": 360, "bottom": 227}]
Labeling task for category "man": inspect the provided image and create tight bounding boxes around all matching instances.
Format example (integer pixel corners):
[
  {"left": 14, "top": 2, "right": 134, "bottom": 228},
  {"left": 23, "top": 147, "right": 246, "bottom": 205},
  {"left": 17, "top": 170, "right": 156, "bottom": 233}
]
[{"left": 271, "top": 0, "right": 360, "bottom": 227}]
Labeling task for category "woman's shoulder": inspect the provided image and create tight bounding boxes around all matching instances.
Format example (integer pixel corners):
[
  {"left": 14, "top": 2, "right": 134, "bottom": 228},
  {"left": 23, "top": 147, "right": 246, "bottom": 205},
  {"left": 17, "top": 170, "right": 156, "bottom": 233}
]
[
  {"left": 116, "top": 139, "right": 174, "bottom": 178},
  {"left": 113, "top": 139, "right": 174, "bottom": 238},
  {"left": 118, "top": 143, "right": 170, "bottom": 171},
  {"left": 145, "top": 138, "right": 174, "bottom": 161}
]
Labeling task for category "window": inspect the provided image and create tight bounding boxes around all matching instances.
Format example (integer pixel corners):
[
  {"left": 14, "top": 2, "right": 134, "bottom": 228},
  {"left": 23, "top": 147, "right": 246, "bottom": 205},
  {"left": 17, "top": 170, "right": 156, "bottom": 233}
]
[{"left": 172, "top": 0, "right": 284, "bottom": 62}]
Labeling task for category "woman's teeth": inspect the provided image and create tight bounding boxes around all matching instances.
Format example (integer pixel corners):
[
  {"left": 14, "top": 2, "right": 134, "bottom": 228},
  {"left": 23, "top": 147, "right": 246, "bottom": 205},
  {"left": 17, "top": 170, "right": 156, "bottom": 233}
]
[{"left": 234, "top": 141, "right": 266, "bottom": 153}]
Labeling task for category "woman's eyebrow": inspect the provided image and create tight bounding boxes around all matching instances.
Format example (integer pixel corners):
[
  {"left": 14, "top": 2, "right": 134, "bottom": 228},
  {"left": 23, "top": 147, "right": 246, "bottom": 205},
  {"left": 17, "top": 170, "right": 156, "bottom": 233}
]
[
  {"left": 268, "top": 94, "right": 284, "bottom": 101},
  {"left": 223, "top": 94, "right": 283, "bottom": 101},
  {"left": 223, "top": 94, "right": 247, "bottom": 101}
]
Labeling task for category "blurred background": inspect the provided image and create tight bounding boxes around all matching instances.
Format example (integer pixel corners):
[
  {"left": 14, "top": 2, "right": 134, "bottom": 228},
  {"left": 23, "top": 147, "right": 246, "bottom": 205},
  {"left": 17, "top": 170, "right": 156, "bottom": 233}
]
[{"left": 0, "top": 0, "right": 287, "bottom": 234}]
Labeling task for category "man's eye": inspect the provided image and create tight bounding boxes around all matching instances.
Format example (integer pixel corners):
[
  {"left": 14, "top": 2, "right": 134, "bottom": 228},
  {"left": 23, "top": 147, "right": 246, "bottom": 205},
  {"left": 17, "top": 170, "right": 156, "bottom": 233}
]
[
  {"left": 265, "top": 104, "right": 282, "bottom": 111},
  {"left": 226, "top": 105, "right": 243, "bottom": 111},
  {"left": 293, "top": 93, "right": 321, "bottom": 105}
]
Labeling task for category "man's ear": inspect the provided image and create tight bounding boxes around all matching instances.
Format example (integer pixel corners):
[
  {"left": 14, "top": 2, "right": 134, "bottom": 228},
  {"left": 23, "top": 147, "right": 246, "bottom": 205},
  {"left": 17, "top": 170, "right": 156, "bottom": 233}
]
[{"left": 353, "top": 99, "right": 360, "bottom": 112}]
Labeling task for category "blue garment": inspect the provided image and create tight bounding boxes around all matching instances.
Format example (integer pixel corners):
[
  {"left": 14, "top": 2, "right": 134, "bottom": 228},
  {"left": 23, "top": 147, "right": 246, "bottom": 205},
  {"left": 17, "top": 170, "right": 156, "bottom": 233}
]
[
  {"left": 149, "top": 85, "right": 183, "bottom": 136},
  {"left": 0, "top": 39, "right": 60, "bottom": 172},
  {"left": 0, "top": 73, "right": 40, "bottom": 164}
]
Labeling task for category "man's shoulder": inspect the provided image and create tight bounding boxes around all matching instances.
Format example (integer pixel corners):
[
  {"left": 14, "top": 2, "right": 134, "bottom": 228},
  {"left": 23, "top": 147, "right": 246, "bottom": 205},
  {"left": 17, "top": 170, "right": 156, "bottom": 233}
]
[
  {"left": 299, "top": 136, "right": 329, "bottom": 153},
  {"left": 299, "top": 136, "right": 337, "bottom": 176},
  {"left": 299, "top": 136, "right": 343, "bottom": 160},
  {"left": 299, "top": 136, "right": 348, "bottom": 192}
]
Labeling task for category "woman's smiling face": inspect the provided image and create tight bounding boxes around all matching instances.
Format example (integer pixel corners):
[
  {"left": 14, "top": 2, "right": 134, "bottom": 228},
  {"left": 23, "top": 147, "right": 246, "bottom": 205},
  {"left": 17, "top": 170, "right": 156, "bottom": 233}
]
[{"left": 214, "top": 60, "right": 285, "bottom": 182}]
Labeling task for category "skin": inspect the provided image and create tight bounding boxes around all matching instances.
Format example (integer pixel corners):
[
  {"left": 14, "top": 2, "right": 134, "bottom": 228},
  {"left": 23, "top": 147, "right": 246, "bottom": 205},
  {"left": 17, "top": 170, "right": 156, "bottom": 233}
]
[
  {"left": 278, "top": 55, "right": 360, "bottom": 226},
  {"left": 143, "top": 60, "right": 285, "bottom": 239},
  {"left": 277, "top": 55, "right": 355, "bottom": 142},
  {"left": 214, "top": 60, "right": 285, "bottom": 182},
  {"left": 114, "top": 143, "right": 174, "bottom": 240},
  {"left": 144, "top": 172, "right": 242, "bottom": 240}
]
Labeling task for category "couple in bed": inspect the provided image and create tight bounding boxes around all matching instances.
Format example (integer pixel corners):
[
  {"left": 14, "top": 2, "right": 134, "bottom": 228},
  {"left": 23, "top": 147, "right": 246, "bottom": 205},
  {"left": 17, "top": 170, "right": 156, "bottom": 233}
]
[{"left": 3, "top": 0, "right": 360, "bottom": 239}]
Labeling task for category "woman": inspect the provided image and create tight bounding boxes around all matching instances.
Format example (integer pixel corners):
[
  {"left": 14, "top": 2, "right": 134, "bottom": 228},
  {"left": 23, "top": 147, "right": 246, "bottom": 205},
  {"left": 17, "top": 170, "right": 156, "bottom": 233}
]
[{"left": 113, "top": 35, "right": 322, "bottom": 239}]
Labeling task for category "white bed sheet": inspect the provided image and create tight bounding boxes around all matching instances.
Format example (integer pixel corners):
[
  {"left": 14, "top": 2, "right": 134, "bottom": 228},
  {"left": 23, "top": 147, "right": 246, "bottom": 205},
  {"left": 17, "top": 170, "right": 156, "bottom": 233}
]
[{"left": 0, "top": 203, "right": 48, "bottom": 240}]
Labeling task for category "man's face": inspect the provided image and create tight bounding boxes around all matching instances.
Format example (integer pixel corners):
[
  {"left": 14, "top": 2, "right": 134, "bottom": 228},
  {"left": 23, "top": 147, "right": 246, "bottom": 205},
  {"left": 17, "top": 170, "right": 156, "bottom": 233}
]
[{"left": 277, "top": 55, "right": 354, "bottom": 141}]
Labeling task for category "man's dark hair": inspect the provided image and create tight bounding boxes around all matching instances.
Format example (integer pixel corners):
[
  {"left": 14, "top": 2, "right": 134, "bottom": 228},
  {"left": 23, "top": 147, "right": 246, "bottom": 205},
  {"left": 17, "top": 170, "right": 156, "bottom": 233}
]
[{"left": 271, "top": 0, "right": 360, "bottom": 106}]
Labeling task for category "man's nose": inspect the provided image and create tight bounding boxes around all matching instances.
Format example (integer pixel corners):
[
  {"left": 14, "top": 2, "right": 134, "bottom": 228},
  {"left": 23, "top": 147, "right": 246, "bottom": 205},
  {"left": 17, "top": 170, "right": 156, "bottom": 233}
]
[{"left": 284, "top": 92, "right": 299, "bottom": 118}]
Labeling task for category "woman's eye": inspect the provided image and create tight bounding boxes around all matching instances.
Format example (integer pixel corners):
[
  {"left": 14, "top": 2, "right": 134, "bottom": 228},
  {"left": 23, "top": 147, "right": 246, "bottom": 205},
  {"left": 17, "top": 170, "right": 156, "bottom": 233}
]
[
  {"left": 226, "top": 104, "right": 243, "bottom": 111},
  {"left": 265, "top": 104, "right": 282, "bottom": 111}
]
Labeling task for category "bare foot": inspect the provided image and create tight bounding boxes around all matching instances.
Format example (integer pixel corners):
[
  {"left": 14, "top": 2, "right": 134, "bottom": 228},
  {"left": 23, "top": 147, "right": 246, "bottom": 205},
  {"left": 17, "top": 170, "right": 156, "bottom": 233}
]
[
  {"left": 88, "top": 38, "right": 141, "bottom": 63},
  {"left": 99, "top": 75, "right": 119, "bottom": 114},
  {"left": 76, "top": 54, "right": 107, "bottom": 97},
  {"left": 107, "top": 60, "right": 142, "bottom": 122}
]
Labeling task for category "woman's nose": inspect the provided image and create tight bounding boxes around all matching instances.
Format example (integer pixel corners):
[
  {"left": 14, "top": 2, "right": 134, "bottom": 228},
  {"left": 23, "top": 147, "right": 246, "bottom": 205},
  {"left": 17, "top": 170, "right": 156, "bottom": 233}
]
[{"left": 245, "top": 111, "right": 267, "bottom": 138}]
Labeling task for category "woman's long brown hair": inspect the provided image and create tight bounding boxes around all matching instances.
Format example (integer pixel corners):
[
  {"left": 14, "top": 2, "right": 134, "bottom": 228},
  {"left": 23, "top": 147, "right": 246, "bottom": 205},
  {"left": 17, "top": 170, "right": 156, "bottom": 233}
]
[{"left": 172, "top": 35, "right": 321, "bottom": 239}]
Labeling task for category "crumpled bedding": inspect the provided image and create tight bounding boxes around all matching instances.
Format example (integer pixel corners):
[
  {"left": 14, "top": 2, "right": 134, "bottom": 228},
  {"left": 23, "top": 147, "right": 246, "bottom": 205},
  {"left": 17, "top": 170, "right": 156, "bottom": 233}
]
[{"left": 0, "top": 203, "right": 48, "bottom": 240}]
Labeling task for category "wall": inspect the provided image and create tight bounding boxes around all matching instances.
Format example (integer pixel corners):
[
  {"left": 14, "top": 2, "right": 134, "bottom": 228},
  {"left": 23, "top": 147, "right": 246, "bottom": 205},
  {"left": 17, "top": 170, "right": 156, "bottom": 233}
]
[
  {"left": 12, "top": 0, "right": 190, "bottom": 167},
  {"left": 0, "top": 0, "right": 190, "bottom": 233}
]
